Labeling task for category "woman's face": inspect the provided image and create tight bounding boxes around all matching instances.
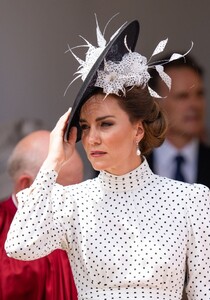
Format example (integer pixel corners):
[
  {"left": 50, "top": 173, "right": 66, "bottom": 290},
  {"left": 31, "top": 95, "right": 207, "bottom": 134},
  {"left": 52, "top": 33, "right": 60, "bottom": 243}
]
[{"left": 80, "top": 94, "right": 144, "bottom": 175}]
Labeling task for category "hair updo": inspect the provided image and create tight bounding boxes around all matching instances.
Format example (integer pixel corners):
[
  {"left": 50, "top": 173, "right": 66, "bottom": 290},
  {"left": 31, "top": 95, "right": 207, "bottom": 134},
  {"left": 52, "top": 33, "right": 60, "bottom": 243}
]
[{"left": 115, "top": 86, "right": 168, "bottom": 156}]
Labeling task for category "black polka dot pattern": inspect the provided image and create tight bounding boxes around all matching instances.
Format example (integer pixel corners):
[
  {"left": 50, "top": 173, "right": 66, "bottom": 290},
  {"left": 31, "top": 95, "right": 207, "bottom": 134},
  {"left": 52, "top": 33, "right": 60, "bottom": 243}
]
[{"left": 5, "top": 159, "right": 210, "bottom": 299}]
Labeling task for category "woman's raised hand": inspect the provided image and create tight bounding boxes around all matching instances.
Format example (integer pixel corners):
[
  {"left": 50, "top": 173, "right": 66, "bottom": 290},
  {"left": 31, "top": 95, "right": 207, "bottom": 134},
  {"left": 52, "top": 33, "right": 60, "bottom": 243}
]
[{"left": 42, "top": 108, "right": 77, "bottom": 173}]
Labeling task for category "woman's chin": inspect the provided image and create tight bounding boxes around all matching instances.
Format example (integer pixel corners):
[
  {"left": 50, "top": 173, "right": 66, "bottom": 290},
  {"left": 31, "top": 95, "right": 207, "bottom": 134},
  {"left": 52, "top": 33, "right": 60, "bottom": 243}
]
[{"left": 91, "top": 162, "right": 107, "bottom": 172}]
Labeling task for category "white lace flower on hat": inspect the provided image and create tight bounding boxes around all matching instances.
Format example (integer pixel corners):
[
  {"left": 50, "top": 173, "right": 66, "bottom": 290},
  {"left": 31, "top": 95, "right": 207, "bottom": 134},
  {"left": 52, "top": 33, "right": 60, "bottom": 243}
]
[{"left": 96, "top": 51, "right": 151, "bottom": 96}]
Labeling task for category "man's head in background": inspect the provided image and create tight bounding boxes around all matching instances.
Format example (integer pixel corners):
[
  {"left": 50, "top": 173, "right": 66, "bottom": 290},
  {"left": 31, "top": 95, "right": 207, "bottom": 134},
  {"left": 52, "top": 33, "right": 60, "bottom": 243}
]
[
  {"left": 0, "top": 119, "right": 46, "bottom": 200},
  {"left": 7, "top": 130, "right": 84, "bottom": 197},
  {"left": 149, "top": 54, "right": 206, "bottom": 148}
]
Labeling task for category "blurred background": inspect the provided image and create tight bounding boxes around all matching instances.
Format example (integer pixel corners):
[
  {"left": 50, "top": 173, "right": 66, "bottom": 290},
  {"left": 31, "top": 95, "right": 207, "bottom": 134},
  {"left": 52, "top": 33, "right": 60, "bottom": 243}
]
[{"left": 0, "top": 0, "right": 210, "bottom": 198}]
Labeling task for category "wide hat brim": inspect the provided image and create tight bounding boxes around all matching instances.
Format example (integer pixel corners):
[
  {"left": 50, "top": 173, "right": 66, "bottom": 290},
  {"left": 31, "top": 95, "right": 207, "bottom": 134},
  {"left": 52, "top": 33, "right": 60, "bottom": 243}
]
[{"left": 65, "top": 20, "right": 140, "bottom": 142}]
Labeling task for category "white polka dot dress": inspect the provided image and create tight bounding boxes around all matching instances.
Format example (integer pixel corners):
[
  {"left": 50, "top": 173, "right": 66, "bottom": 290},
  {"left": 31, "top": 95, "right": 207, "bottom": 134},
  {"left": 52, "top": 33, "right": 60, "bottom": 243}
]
[{"left": 5, "top": 159, "right": 210, "bottom": 299}]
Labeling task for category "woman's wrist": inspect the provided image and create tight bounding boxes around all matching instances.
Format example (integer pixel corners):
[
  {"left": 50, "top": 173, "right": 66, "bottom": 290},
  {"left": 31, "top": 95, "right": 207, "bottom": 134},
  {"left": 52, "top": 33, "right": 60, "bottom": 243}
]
[{"left": 42, "top": 157, "right": 64, "bottom": 173}]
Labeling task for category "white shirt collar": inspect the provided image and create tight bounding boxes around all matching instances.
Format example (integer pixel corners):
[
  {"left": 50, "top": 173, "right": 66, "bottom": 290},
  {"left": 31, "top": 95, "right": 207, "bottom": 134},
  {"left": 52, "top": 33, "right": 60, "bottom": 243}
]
[
  {"left": 12, "top": 193, "right": 18, "bottom": 208},
  {"left": 153, "top": 139, "right": 199, "bottom": 183}
]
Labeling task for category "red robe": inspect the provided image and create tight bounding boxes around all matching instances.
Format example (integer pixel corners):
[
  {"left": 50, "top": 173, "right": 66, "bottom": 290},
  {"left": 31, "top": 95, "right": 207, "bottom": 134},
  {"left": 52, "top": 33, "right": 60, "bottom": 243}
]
[{"left": 0, "top": 196, "right": 77, "bottom": 300}]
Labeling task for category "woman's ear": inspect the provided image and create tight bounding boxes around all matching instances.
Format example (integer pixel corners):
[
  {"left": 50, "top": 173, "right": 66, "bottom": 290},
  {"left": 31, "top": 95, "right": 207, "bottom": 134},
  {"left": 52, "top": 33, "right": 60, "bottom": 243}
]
[{"left": 136, "top": 121, "right": 144, "bottom": 141}]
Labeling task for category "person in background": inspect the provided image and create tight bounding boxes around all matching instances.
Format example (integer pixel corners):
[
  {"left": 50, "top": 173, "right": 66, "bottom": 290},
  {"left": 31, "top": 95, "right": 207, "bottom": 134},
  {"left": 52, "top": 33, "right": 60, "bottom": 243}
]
[
  {"left": 0, "top": 118, "right": 46, "bottom": 201},
  {"left": 147, "top": 54, "right": 210, "bottom": 188},
  {"left": 0, "top": 130, "right": 83, "bottom": 300}
]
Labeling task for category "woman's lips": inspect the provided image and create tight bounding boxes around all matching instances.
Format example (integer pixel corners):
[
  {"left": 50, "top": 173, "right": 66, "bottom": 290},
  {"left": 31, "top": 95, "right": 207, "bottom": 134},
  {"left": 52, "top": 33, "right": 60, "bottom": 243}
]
[{"left": 90, "top": 151, "right": 107, "bottom": 157}]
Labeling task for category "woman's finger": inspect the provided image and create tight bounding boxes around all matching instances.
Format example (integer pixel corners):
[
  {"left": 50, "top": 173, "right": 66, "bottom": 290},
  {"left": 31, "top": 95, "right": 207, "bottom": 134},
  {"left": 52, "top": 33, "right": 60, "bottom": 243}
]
[{"left": 67, "top": 126, "right": 77, "bottom": 145}]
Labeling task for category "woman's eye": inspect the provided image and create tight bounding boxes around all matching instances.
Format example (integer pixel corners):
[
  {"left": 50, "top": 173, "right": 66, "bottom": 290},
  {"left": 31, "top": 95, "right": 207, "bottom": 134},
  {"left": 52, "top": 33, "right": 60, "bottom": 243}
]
[
  {"left": 80, "top": 124, "right": 89, "bottom": 131},
  {"left": 101, "top": 122, "right": 113, "bottom": 127}
]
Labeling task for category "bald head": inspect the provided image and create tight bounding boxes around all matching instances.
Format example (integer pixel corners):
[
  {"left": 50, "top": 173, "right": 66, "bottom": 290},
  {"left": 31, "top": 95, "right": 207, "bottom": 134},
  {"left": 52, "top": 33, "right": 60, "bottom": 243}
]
[
  {"left": 8, "top": 130, "right": 84, "bottom": 195},
  {"left": 8, "top": 130, "right": 50, "bottom": 181}
]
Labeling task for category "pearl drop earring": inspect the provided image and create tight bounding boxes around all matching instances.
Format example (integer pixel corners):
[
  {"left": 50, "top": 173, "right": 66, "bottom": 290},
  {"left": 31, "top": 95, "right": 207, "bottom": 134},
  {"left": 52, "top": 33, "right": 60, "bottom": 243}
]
[{"left": 136, "top": 141, "right": 141, "bottom": 156}]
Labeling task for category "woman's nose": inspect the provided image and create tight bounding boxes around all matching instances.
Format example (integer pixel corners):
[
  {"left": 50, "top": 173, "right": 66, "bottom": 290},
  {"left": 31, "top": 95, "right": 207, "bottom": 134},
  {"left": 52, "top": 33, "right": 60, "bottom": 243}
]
[{"left": 88, "top": 128, "right": 101, "bottom": 145}]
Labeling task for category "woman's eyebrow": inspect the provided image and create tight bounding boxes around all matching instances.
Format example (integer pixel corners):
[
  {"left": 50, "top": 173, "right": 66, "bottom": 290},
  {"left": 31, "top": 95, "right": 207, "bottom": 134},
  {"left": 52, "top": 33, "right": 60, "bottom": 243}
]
[{"left": 79, "top": 115, "right": 115, "bottom": 123}]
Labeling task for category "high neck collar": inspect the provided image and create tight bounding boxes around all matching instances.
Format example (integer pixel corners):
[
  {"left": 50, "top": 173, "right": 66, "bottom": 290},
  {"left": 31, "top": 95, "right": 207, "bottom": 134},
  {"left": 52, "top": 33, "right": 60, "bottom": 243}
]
[{"left": 98, "top": 159, "right": 153, "bottom": 192}]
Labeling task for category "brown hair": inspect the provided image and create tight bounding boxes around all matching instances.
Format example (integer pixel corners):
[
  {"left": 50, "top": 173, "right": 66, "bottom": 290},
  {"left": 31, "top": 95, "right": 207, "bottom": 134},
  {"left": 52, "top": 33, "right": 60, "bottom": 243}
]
[{"left": 115, "top": 86, "right": 168, "bottom": 156}]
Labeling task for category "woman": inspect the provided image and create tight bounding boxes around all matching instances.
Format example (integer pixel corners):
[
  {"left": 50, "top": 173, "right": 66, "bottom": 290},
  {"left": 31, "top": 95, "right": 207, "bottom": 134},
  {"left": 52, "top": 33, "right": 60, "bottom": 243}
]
[{"left": 5, "top": 16, "right": 210, "bottom": 299}]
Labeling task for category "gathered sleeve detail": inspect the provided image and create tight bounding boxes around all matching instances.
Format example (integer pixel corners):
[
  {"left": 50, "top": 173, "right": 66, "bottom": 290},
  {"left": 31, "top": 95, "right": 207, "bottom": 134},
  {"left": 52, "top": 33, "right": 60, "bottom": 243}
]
[
  {"left": 185, "top": 184, "right": 210, "bottom": 299},
  {"left": 5, "top": 168, "right": 73, "bottom": 261}
]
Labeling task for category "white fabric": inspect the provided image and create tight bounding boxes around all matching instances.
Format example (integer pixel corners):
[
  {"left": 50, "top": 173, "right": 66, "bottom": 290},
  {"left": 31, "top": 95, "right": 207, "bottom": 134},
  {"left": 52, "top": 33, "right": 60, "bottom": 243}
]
[{"left": 5, "top": 159, "right": 210, "bottom": 300}]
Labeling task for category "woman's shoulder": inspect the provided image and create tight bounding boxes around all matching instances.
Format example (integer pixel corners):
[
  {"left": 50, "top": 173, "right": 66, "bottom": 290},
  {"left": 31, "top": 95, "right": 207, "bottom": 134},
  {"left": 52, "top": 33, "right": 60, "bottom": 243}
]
[
  {"left": 185, "top": 182, "right": 210, "bottom": 207},
  {"left": 150, "top": 173, "right": 209, "bottom": 199}
]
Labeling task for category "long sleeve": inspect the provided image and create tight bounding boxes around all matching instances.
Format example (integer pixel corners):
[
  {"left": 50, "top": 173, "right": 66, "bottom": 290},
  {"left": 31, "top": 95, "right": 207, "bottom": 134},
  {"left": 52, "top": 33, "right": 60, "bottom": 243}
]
[
  {"left": 185, "top": 183, "right": 210, "bottom": 299},
  {"left": 5, "top": 168, "right": 70, "bottom": 260}
]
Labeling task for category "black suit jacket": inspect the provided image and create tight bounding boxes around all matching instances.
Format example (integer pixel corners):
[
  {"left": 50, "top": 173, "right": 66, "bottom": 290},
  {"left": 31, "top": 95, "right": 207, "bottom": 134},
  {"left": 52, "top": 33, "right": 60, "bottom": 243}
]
[{"left": 147, "top": 142, "right": 210, "bottom": 188}]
